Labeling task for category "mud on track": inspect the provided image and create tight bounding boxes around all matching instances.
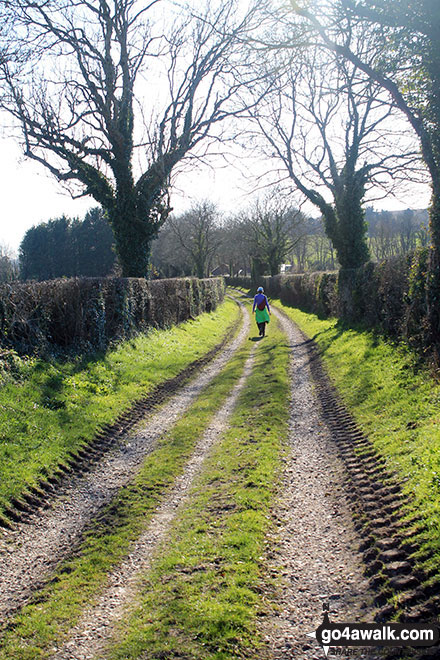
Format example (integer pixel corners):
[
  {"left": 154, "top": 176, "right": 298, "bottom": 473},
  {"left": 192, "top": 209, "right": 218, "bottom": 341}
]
[{"left": 0, "top": 298, "right": 249, "bottom": 624}]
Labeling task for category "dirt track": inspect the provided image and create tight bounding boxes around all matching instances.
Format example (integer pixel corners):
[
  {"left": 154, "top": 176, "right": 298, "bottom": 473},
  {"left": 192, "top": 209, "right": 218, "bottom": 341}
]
[
  {"left": 1, "top": 295, "right": 438, "bottom": 659},
  {"left": 0, "top": 299, "right": 249, "bottom": 623}
]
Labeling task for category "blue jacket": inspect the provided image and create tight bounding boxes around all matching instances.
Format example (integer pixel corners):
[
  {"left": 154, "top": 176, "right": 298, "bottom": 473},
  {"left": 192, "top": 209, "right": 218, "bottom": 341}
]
[{"left": 252, "top": 293, "right": 270, "bottom": 313}]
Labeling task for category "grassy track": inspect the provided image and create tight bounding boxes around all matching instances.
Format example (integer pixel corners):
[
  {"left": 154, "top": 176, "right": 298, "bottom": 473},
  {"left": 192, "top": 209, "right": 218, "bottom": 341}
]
[
  {"left": 0, "top": 299, "right": 253, "bottom": 660},
  {"left": 102, "top": 304, "right": 291, "bottom": 660},
  {"left": 0, "top": 298, "right": 239, "bottom": 516},
  {"left": 274, "top": 301, "right": 440, "bottom": 590}
]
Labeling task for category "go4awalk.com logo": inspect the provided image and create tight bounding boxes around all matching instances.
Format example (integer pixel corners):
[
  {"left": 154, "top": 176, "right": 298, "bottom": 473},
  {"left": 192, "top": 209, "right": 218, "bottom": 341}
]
[{"left": 307, "top": 603, "right": 439, "bottom": 657}]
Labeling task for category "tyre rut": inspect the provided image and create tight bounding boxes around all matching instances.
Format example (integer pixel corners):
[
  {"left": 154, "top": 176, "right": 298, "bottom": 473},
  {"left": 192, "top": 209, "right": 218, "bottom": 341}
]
[
  {"left": 0, "top": 299, "right": 247, "bottom": 624},
  {"left": 271, "top": 305, "right": 439, "bottom": 660},
  {"left": 49, "top": 310, "right": 256, "bottom": 660},
  {"left": 304, "top": 331, "right": 440, "bottom": 629}
]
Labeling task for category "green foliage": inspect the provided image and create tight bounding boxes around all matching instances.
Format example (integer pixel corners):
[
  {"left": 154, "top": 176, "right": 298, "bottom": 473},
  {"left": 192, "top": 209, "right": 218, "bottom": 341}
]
[
  {"left": 0, "top": 276, "right": 225, "bottom": 355},
  {"left": 0, "top": 298, "right": 239, "bottom": 518},
  {"left": 19, "top": 208, "right": 116, "bottom": 281},
  {"left": 404, "top": 247, "right": 430, "bottom": 353}
]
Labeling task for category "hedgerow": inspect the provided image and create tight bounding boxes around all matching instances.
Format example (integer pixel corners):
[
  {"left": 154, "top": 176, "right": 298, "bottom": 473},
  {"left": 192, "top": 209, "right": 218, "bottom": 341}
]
[
  {"left": 227, "top": 250, "right": 438, "bottom": 362},
  {"left": 0, "top": 276, "right": 225, "bottom": 355}
]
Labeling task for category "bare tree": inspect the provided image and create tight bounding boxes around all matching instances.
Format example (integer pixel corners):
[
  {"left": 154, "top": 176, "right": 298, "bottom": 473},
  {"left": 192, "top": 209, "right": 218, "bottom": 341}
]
[
  {"left": 399, "top": 209, "right": 418, "bottom": 254},
  {"left": 291, "top": 231, "right": 309, "bottom": 272},
  {"left": 290, "top": 0, "right": 440, "bottom": 343},
  {"left": 0, "top": 244, "right": 19, "bottom": 282},
  {"left": 246, "top": 21, "right": 423, "bottom": 269},
  {"left": 291, "top": 0, "right": 439, "bottom": 239},
  {"left": 151, "top": 221, "right": 192, "bottom": 278},
  {"left": 368, "top": 210, "right": 396, "bottom": 261},
  {"left": 0, "top": 0, "right": 261, "bottom": 277},
  {"left": 241, "top": 193, "right": 305, "bottom": 277},
  {"left": 216, "top": 215, "right": 251, "bottom": 277},
  {"left": 168, "top": 201, "right": 221, "bottom": 278}
]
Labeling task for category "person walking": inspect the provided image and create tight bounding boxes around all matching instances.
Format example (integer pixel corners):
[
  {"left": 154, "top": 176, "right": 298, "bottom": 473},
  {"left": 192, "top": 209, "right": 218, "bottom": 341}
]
[{"left": 252, "top": 286, "right": 271, "bottom": 337}]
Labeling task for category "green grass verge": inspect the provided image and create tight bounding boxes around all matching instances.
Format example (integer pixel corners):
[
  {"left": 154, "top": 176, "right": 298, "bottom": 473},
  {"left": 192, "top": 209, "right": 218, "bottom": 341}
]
[
  {"left": 0, "top": 298, "right": 240, "bottom": 517},
  {"left": 274, "top": 301, "right": 440, "bottom": 591},
  {"left": 103, "top": 307, "right": 290, "bottom": 660},
  {"left": 0, "top": 300, "right": 251, "bottom": 660}
]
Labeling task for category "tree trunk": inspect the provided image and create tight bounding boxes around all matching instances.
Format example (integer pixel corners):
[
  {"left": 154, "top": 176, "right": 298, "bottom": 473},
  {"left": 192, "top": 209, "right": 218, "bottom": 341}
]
[
  {"left": 251, "top": 256, "right": 267, "bottom": 283},
  {"left": 334, "top": 190, "right": 370, "bottom": 269},
  {"left": 111, "top": 215, "right": 153, "bottom": 277},
  {"left": 109, "top": 190, "right": 154, "bottom": 278},
  {"left": 107, "top": 167, "right": 170, "bottom": 277},
  {"left": 270, "top": 261, "right": 279, "bottom": 276},
  {"left": 194, "top": 260, "right": 206, "bottom": 279},
  {"left": 426, "top": 183, "right": 440, "bottom": 358}
]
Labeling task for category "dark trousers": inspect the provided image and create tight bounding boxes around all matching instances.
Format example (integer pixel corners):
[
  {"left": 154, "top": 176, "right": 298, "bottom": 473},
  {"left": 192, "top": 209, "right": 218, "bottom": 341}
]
[{"left": 257, "top": 322, "right": 266, "bottom": 336}]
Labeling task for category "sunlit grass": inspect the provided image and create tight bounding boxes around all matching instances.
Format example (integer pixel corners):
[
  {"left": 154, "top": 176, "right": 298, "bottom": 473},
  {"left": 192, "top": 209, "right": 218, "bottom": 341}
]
[
  {"left": 0, "top": 300, "right": 250, "bottom": 660},
  {"left": 0, "top": 298, "right": 240, "bottom": 515}
]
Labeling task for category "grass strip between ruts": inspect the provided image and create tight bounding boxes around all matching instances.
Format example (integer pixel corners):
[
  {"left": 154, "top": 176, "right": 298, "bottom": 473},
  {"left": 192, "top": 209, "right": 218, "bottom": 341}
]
[
  {"left": 0, "top": 298, "right": 240, "bottom": 517},
  {"left": 274, "top": 301, "right": 440, "bottom": 603},
  {"left": 0, "top": 299, "right": 251, "bottom": 660},
  {"left": 102, "top": 302, "right": 291, "bottom": 660}
]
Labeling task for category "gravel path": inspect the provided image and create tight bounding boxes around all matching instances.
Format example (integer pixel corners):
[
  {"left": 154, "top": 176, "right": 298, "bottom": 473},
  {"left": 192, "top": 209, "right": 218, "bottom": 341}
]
[
  {"left": 50, "top": 328, "right": 257, "bottom": 660},
  {"left": 1, "top": 296, "right": 399, "bottom": 660},
  {"left": 0, "top": 301, "right": 250, "bottom": 622},
  {"left": 260, "top": 307, "right": 378, "bottom": 660}
]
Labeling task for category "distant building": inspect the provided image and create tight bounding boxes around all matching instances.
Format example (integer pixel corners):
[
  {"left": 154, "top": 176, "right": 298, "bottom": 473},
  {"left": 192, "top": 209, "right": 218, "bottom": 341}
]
[
  {"left": 280, "top": 264, "right": 293, "bottom": 273},
  {"left": 211, "top": 263, "right": 230, "bottom": 276}
]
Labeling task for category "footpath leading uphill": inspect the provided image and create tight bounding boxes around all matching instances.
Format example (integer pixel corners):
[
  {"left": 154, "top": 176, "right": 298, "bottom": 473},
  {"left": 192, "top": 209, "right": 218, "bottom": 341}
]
[{"left": 0, "top": 292, "right": 435, "bottom": 660}]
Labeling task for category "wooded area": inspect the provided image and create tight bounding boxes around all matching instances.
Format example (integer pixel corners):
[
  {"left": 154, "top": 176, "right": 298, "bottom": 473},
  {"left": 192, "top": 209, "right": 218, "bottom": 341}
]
[
  {"left": 1, "top": 0, "right": 439, "bottom": 342},
  {"left": 4, "top": 203, "right": 427, "bottom": 283}
]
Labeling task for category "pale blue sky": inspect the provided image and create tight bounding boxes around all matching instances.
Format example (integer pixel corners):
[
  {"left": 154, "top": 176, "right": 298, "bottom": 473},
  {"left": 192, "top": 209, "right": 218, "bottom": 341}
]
[
  {"left": 0, "top": 134, "right": 432, "bottom": 255},
  {"left": 0, "top": 136, "right": 257, "bottom": 253}
]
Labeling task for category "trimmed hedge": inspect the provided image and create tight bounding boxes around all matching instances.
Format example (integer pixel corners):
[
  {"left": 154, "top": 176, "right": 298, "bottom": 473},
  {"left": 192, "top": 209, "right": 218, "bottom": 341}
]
[
  {"left": 227, "top": 249, "right": 436, "bottom": 359},
  {"left": 0, "top": 277, "right": 225, "bottom": 354},
  {"left": 227, "top": 272, "right": 338, "bottom": 318}
]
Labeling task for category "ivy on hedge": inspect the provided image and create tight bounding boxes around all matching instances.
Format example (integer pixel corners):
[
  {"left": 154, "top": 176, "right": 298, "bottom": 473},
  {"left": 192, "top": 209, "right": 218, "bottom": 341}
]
[
  {"left": 227, "top": 250, "right": 437, "bottom": 360},
  {"left": 0, "top": 277, "right": 225, "bottom": 355}
]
